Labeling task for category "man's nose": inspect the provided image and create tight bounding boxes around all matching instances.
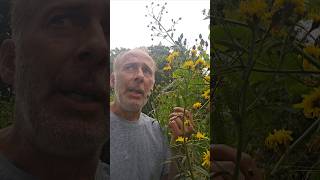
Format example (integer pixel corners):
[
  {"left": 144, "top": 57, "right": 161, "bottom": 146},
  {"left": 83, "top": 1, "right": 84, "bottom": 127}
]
[
  {"left": 134, "top": 67, "right": 144, "bottom": 83},
  {"left": 76, "top": 21, "right": 107, "bottom": 67}
]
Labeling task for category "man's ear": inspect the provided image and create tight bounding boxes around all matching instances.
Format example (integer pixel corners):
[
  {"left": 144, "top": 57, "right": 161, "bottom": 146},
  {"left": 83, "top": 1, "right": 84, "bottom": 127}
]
[
  {"left": 110, "top": 72, "right": 115, "bottom": 88},
  {"left": 0, "top": 39, "right": 16, "bottom": 86}
]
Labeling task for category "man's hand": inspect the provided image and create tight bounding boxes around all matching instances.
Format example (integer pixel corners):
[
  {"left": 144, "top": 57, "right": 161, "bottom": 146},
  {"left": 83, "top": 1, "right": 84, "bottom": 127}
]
[
  {"left": 211, "top": 144, "right": 263, "bottom": 180},
  {"left": 168, "top": 107, "right": 195, "bottom": 140},
  {"left": 164, "top": 107, "right": 196, "bottom": 180}
]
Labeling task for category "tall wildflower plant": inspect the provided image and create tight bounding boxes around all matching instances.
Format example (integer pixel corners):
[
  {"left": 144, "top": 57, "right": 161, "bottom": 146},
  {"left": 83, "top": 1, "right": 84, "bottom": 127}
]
[
  {"left": 212, "top": 0, "right": 320, "bottom": 179},
  {"left": 145, "top": 2, "right": 211, "bottom": 179}
]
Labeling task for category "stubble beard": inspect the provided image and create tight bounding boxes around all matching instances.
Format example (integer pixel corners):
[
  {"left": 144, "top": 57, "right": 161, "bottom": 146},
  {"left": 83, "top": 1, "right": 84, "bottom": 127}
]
[
  {"left": 115, "top": 90, "right": 148, "bottom": 113},
  {"left": 14, "top": 57, "right": 107, "bottom": 158}
]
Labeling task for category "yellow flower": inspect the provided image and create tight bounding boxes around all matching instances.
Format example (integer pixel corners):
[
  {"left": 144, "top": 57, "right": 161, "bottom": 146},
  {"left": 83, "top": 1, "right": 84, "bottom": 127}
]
[
  {"left": 195, "top": 57, "right": 205, "bottom": 66},
  {"left": 240, "top": 0, "right": 268, "bottom": 19},
  {"left": 182, "top": 60, "right": 194, "bottom": 70},
  {"left": 304, "top": 45, "right": 320, "bottom": 59},
  {"left": 309, "top": 11, "right": 320, "bottom": 24},
  {"left": 202, "top": 89, "right": 210, "bottom": 100},
  {"left": 175, "top": 136, "right": 188, "bottom": 143},
  {"left": 192, "top": 102, "right": 202, "bottom": 109},
  {"left": 163, "top": 64, "right": 172, "bottom": 71},
  {"left": 303, "top": 59, "right": 320, "bottom": 72},
  {"left": 201, "top": 150, "right": 210, "bottom": 168},
  {"left": 204, "top": 62, "right": 210, "bottom": 69},
  {"left": 204, "top": 75, "right": 210, "bottom": 83},
  {"left": 302, "top": 45, "right": 320, "bottom": 72},
  {"left": 273, "top": 0, "right": 305, "bottom": 15},
  {"left": 294, "top": 87, "right": 320, "bottom": 118},
  {"left": 196, "top": 132, "right": 208, "bottom": 140},
  {"left": 184, "top": 119, "right": 190, "bottom": 126},
  {"left": 265, "top": 129, "right": 293, "bottom": 151},
  {"left": 166, "top": 51, "right": 180, "bottom": 64},
  {"left": 191, "top": 49, "right": 197, "bottom": 56}
]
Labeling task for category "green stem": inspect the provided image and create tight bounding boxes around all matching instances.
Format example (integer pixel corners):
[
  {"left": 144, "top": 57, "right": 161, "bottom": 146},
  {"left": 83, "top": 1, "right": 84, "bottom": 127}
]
[
  {"left": 293, "top": 44, "right": 320, "bottom": 70},
  {"left": 271, "top": 117, "right": 320, "bottom": 175},
  {"left": 181, "top": 70, "right": 195, "bottom": 180},
  {"left": 233, "top": 26, "right": 257, "bottom": 180}
]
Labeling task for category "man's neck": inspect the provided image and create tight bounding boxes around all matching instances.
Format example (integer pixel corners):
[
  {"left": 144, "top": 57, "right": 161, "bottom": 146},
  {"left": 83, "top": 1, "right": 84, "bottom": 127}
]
[
  {"left": 110, "top": 102, "right": 141, "bottom": 121},
  {"left": 0, "top": 126, "right": 100, "bottom": 180}
]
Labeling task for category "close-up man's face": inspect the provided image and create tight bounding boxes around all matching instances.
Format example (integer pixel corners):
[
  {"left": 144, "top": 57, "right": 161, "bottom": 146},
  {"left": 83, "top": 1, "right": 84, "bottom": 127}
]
[
  {"left": 13, "top": 0, "right": 108, "bottom": 156},
  {"left": 111, "top": 53, "right": 155, "bottom": 112}
]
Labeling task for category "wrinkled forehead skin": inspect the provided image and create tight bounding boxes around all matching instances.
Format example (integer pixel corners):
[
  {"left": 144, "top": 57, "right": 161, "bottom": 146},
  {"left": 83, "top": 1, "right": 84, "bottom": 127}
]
[
  {"left": 114, "top": 50, "right": 156, "bottom": 73},
  {"left": 11, "top": 0, "right": 108, "bottom": 42}
]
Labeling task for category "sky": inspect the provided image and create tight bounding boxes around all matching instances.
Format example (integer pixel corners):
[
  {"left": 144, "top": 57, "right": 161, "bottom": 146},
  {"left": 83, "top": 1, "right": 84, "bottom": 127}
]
[{"left": 110, "top": 0, "right": 210, "bottom": 50}]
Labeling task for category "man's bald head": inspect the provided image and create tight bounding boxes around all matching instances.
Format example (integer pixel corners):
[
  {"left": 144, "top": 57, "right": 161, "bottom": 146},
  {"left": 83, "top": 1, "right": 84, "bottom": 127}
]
[
  {"left": 2, "top": 0, "right": 109, "bottom": 157},
  {"left": 113, "top": 48, "right": 157, "bottom": 73}
]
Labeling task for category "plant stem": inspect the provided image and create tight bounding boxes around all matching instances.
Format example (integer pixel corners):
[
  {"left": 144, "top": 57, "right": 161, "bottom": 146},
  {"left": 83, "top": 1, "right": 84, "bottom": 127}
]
[
  {"left": 271, "top": 117, "right": 320, "bottom": 175},
  {"left": 233, "top": 25, "right": 257, "bottom": 180},
  {"left": 182, "top": 71, "right": 195, "bottom": 180}
]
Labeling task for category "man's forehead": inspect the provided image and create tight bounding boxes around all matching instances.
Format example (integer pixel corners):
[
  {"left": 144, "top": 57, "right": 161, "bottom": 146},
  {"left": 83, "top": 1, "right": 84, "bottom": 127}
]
[
  {"left": 120, "top": 55, "right": 154, "bottom": 68},
  {"left": 33, "top": 0, "right": 107, "bottom": 14}
]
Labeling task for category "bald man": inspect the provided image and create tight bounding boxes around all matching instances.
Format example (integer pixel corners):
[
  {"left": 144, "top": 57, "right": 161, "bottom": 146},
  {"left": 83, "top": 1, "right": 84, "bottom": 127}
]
[{"left": 0, "top": 0, "right": 108, "bottom": 179}]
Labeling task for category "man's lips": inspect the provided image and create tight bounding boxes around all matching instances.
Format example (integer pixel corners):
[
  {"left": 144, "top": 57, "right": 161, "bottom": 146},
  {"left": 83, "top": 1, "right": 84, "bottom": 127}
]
[
  {"left": 55, "top": 82, "right": 107, "bottom": 113},
  {"left": 127, "top": 87, "right": 144, "bottom": 98}
]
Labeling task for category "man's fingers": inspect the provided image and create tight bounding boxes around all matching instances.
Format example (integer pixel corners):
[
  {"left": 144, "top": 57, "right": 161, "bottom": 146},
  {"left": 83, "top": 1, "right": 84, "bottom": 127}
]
[
  {"left": 168, "top": 107, "right": 195, "bottom": 139},
  {"left": 168, "top": 112, "right": 183, "bottom": 119},
  {"left": 168, "top": 120, "right": 182, "bottom": 138},
  {"left": 169, "top": 116, "right": 183, "bottom": 129},
  {"left": 169, "top": 116, "right": 195, "bottom": 136},
  {"left": 173, "top": 107, "right": 185, "bottom": 112},
  {"left": 211, "top": 144, "right": 263, "bottom": 180},
  {"left": 173, "top": 107, "right": 192, "bottom": 119},
  {"left": 210, "top": 144, "right": 237, "bottom": 161},
  {"left": 212, "top": 161, "right": 245, "bottom": 180}
]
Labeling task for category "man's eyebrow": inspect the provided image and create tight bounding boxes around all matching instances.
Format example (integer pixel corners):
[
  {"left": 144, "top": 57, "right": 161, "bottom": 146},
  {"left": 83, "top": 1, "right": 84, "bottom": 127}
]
[
  {"left": 122, "top": 62, "right": 137, "bottom": 66},
  {"left": 42, "top": 3, "right": 90, "bottom": 16}
]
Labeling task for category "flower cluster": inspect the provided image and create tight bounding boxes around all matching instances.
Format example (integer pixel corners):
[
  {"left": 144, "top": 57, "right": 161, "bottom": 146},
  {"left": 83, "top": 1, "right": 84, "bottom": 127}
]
[
  {"left": 201, "top": 150, "right": 210, "bottom": 168},
  {"left": 201, "top": 89, "right": 210, "bottom": 100},
  {"left": 303, "top": 45, "right": 320, "bottom": 72},
  {"left": 192, "top": 102, "right": 202, "bottom": 109},
  {"left": 294, "top": 87, "right": 320, "bottom": 119},
  {"left": 239, "top": 0, "right": 268, "bottom": 20},
  {"left": 273, "top": 0, "right": 305, "bottom": 15},
  {"left": 195, "top": 132, "right": 209, "bottom": 140},
  {"left": 166, "top": 51, "right": 180, "bottom": 64},
  {"left": 265, "top": 129, "right": 293, "bottom": 151},
  {"left": 182, "top": 60, "right": 195, "bottom": 70},
  {"left": 176, "top": 136, "right": 189, "bottom": 143},
  {"left": 163, "top": 51, "right": 180, "bottom": 71}
]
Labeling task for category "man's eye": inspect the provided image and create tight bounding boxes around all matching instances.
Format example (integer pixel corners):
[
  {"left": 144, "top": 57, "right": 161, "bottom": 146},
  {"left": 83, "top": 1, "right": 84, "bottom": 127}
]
[
  {"left": 49, "top": 15, "right": 72, "bottom": 27},
  {"left": 143, "top": 67, "right": 152, "bottom": 75},
  {"left": 124, "top": 65, "right": 136, "bottom": 71}
]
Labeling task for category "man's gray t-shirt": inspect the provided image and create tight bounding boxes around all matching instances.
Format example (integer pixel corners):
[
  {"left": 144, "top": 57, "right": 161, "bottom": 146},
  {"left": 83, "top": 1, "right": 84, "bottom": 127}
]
[
  {"left": 0, "top": 153, "right": 109, "bottom": 180},
  {"left": 110, "top": 112, "right": 170, "bottom": 180},
  {"left": 0, "top": 153, "right": 35, "bottom": 180}
]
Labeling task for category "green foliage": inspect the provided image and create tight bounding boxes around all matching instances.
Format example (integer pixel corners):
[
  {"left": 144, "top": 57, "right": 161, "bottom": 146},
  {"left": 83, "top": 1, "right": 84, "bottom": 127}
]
[
  {"left": 212, "top": 0, "right": 320, "bottom": 179},
  {"left": 0, "top": 0, "right": 13, "bottom": 129},
  {"left": 145, "top": 2, "right": 210, "bottom": 179},
  {"left": 0, "top": 97, "right": 13, "bottom": 129}
]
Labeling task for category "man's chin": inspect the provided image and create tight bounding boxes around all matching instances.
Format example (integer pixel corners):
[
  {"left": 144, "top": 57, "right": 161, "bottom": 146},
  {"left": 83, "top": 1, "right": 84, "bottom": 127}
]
[
  {"left": 121, "top": 103, "right": 143, "bottom": 113},
  {"left": 31, "top": 112, "right": 107, "bottom": 157},
  {"left": 34, "top": 127, "right": 107, "bottom": 158}
]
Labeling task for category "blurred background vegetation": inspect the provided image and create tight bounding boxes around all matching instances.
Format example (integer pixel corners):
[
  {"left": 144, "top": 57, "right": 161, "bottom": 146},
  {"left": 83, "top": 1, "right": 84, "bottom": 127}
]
[{"left": 0, "top": 0, "right": 14, "bottom": 129}]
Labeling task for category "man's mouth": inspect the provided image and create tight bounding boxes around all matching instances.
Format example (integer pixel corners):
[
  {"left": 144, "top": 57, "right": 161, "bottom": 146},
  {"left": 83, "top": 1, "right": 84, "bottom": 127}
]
[
  {"left": 128, "top": 88, "right": 144, "bottom": 99},
  {"left": 55, "top": 83, "right": 106, "bottom": 114},
  {"left": 127, "top": 87, "right": 144, "bottom": 96},
  {"left": 62, "top": 90, "right": 100, "bottom": 103}
]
